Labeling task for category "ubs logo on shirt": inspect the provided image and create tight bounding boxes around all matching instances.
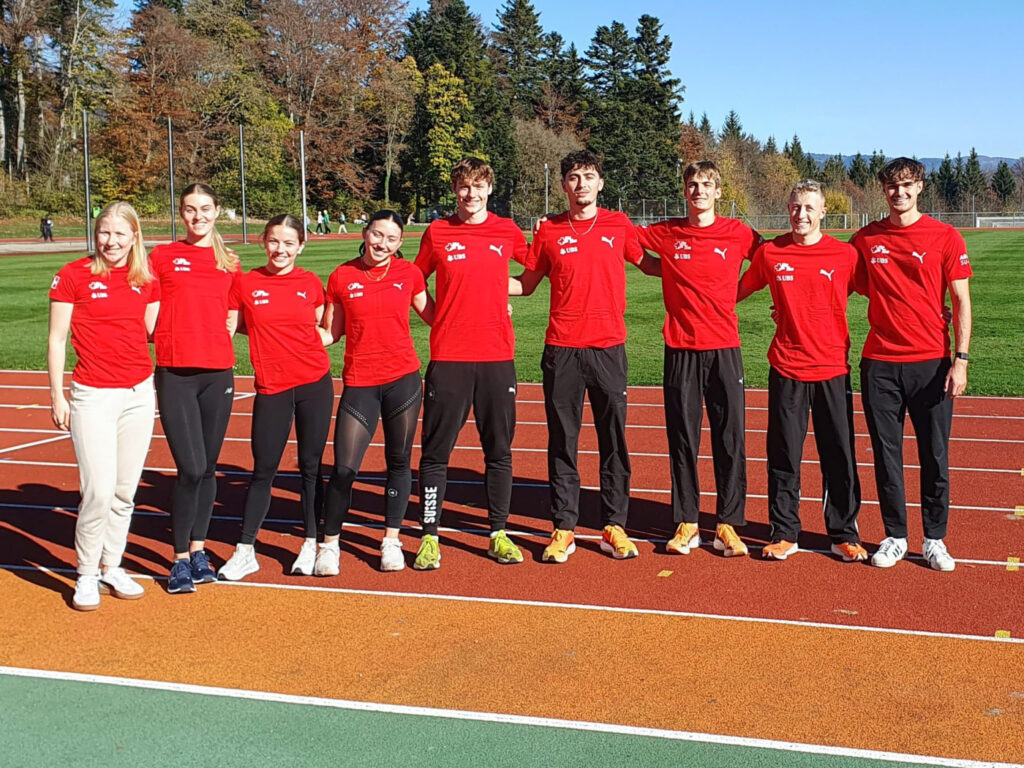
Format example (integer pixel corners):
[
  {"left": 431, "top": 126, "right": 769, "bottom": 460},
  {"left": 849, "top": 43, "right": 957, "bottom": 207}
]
[
  {"left": 558, "top": 234, "right": 579, "bottom": 255},
  {"left": 347, "top": 281, "right": 364, "bottom": 298},
  {"left": 959, "top": 253, "right": 970, "bottom": 266},
  {"left": 774, "top": 263, "right": 794, "bottom": 282},
  {"left": 50, "top": 275, "right": 61, "bottom": 290},
  {"left": 88, "top": 280, "right": 108, "bottom": 299},
  {"left": 445, "top": 241, "right": 467, "bottom": 261},
  {"left": 672, "top": 240, "right": 691, "bottom": 260},
  {"left": 172, "top": 257, "right": 191, "bottom": 272},
  {"left": 252, "top": 289, "right": 270, "bottom": 306}
]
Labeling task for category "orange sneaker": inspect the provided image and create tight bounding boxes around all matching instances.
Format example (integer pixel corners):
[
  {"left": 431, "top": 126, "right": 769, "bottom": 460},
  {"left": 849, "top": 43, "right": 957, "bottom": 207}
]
[
  {"left": 600, "top": 525, "right": 638, "bottom": 560},
  {"left": 713, "top": 524, "right": 748, "bottom": 557},
  {"left": 762, "top": 540, "right": 798, "bottom": 560},
  {"left": 542, "top": 530, "right": 576, "bottom": 563},
  {"left": 666, "top": 522, "right": 701, "bottom": 555},
  {"left": 831, "top": 541, "right": 868, "bottom": 562}
]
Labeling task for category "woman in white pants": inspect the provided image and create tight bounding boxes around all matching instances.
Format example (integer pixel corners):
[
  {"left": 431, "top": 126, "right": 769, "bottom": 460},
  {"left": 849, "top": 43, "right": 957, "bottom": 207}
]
[{"left": 47, "top": 202, "right": 160, "bottom": 611}]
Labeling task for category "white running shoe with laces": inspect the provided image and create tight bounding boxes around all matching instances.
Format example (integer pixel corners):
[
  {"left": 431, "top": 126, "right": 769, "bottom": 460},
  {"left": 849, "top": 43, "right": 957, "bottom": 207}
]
[
  {"left": 219, "top": 544, "right": 260, "bottom": 581},
  {"left": 291, "top": 539, "right": 318, "bottom": 575},
  {"left": 100, "top": 567, "right": 145, "bottom": 599},
  {"left": 871, "top": 536, "right": 908, "bottom": 568},
  {"left": 314, "top": 540, "right": 340, "bottom": 576},
  {"left": 72, "top": 574, "right": 102, "bottom": 611},
  {"left": 380, "top": 537, "right": 405, "bottom": 572},
  {"left": 922, "top": 538, "right": 955, "bottom": 572}
]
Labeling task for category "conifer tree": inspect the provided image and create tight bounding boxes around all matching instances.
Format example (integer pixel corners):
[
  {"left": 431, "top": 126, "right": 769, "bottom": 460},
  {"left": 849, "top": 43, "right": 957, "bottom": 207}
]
[
  {"left": 991, "top": 160, "right": 1016, "bottom": 206},
  {"left": 847, "top": 153, "right": 871, "bottom": 187},
  {"left": 492, "top": 0, "right": 544, "bottom": 118}
]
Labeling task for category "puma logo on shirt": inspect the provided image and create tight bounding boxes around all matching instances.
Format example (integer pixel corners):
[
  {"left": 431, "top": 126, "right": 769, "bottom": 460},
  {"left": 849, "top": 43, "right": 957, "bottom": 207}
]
[
  {"left": 912, "top": 251, "right": 926, "bottom": 263},
  {"left": 601, "top": 236, "right": 615, "bottom": 248},
  {"left": 297, "top": 291, "right": 307, "bottom": 299},
  {"left": 820, "top": 269, "right": 835, "bottom": 281},
  {"left": 714, "top": 247, "right": 728, "bottom": 259},
  {"left": 489, "top": 244, "right": 504, "bottom": 257}
]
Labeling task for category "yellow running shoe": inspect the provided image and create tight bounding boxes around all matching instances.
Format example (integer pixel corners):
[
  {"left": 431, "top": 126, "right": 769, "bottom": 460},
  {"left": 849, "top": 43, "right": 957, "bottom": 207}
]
[
  {"left": 666, "top": 522, "right": 701, "bottom": 555},
  {"left": 413, "top": 534, "right": 441, "bottom": 570},
  {"left": 600, "top": 525, "right": 638, "bottom": 560},
  {"left": 542, "top": 530, "right": 576, "bottom": 563},
  {"left": 713, "top": 524, "right": 748, "bottom": 557},
  {"left": 487, "top": 530, "right": 524, "bottom": 564}
]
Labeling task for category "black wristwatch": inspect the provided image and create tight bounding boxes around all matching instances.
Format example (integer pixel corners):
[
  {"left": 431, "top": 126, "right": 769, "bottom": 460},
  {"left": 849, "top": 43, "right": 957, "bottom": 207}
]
[{"left": 954, "top": 352, "right": 969, "bottom": 362}]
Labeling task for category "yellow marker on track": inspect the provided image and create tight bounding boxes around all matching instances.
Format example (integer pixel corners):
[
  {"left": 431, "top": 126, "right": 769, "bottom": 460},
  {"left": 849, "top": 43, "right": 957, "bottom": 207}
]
[
  {"left": 657, "top": 570, "right": 673, "bottom": 578},
  {"left": 995, "top": 630, "right": 1012, "bottom": 639},
  {"left": 1007, "top": 557, "right": 1020, "bottom": 572},
  {"left": 1015, "top": 506, "right": 1024, "bottom": 517}
]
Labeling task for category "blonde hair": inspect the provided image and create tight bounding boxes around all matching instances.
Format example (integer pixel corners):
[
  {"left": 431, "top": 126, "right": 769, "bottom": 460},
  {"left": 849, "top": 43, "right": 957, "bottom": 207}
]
[
  {"left": 180, "top": 183, "right": 239, "bottom": 272},
  {"left": 92, "top": 201, "right": 153, "bottom": 287}
]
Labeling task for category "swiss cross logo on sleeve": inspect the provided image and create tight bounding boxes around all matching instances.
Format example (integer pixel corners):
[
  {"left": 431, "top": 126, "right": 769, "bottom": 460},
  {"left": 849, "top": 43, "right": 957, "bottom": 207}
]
[
  {"left": 50, "top": 275, "right": 61, "bottom": 290},
  {"left": 959, "top": 253, "right": 970, "bottom": 265}
]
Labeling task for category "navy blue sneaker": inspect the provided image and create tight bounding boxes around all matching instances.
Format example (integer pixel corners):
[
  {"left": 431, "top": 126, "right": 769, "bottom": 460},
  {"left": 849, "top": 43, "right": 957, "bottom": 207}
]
[
  {"left": 189, "top": 550, "right": 217, "bottom": 584},
  {"left": 168, "top": 558, "right": 196, "bottom": 594}
]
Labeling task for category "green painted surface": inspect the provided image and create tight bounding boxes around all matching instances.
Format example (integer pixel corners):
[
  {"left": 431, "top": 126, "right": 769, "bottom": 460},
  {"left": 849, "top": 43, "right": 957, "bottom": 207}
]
[{"left": 0, "top": 672, "right": 925, "bottom": 767}]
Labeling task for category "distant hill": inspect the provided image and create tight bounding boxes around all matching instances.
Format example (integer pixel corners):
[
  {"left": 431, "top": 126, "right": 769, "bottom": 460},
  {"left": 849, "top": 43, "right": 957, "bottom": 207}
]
[{"left": 808, "top": 153, "right": 1016, "bottom": 174}]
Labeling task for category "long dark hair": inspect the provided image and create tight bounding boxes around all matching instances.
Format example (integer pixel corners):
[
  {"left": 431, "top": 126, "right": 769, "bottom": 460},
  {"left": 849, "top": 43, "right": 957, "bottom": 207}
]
[{"left": 358, "top": 209, "right": 406, "bottom": 260}]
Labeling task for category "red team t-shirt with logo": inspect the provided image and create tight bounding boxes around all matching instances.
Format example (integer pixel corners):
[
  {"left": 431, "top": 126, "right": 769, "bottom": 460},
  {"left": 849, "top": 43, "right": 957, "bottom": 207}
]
[
  {"left": 525, "top": 209, "right": 644, "bottom": 348},
  {"left": 49, "top": 257, "right": 160, "bottom": 388},
  {"left": 326, "top": 257, "right": 426, "bottom": 387},
  {"left": 638, "top": 217, "right": 762, "bottom": 350},
  {"left": 851, "top": 215, "right": 973, "bottom": 362},
  {"left": 149, "top": 241, "right": 239, "bottom": 369},
  {"left": 415, "top": 213, "right": 528, "bottom": 362},
  {"left": 741, "top": 233, "right": 857, "bottom": 382},
  {"left": 229, "top": 267, "right": 330, "bottom": 395}
]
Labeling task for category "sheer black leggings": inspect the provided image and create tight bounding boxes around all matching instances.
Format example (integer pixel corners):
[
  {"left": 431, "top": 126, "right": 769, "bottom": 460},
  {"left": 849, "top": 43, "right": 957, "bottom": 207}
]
[{"left": 322, "top": 371, "right": 422, "bottom": 535}]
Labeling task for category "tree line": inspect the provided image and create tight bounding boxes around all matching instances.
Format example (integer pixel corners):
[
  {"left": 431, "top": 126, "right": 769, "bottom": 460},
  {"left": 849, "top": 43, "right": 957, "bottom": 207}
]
[{"left": 2, "top": 0, "right": 1021, "bottom": 221}]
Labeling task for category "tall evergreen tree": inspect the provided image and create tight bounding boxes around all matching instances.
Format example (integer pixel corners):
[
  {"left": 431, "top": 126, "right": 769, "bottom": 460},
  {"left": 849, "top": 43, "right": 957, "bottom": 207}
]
[
  {"left": 935, "top": 154, "right": 961, "bottom": 209},
  {"left": 822, "top": 154, "right": 846, "bottom": 188},
  {"left": 785, "top": 134, "right": 817, "bottom": 178},
  {"left": 868, "top": 150, "right": 886, "bottom": 179},
  {"left": 963, "top": 147, "right": 987, "bottom": 205},
  {"left": 991, "top": 160, "right": 1016, "bottom": 206},
  {"left": 762, "top": 135, "right": 777, "bottom": 155},
  {"left": 720, "top": 110, "right": 743, "bottom": 142},
  {"left": 492, "top": 0, "right": 544, "bottom": 118},
  {"left": 847, "top": 153, "right": 871, "bottom": 187}
]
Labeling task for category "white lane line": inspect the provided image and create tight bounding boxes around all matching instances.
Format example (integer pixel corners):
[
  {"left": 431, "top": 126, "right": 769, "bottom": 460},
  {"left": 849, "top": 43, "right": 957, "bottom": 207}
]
[
  {"left": 0, "top": 668, "right": 1018, "bottom": 768},
  {"left": 0, "top": 565, "right": 1020, "bottom": 648},
  {"left": 2, "top": 424, "right": 1019, "bottom": 446},
  {"left": 2, "top": 504, "right": 1019, "bottom": 569},
  {"left": 0, "top": 461, "right": 1017, "bottom": 515},
  {"left": 0, "top": 434, "right": 70, "bottom": 455}
]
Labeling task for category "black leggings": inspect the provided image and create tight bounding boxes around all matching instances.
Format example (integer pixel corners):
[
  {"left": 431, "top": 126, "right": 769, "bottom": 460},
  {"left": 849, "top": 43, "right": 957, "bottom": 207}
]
[
  {"left": 322, "top": 371, "right": 422, "bottom": 536},
  {"left": 156, "top": 367, "right": 234, "bottom": 553},
  {"left": 239, "top": 373, "right": 334, "bottom": 545}
]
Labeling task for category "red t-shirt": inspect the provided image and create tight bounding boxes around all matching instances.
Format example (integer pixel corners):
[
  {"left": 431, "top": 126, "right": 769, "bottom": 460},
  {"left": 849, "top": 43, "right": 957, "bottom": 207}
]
[
  {"left": 414, "top": 213, "right": 527, "bottom": 361},
  {"left": 851, "top": 215, "right": 973, "bottom": 362},
  {"left": 638, "top": 217, "right": 762, "bottom": 350},
  {"left": 740, "top": 234, "right": 857, "bottom": 381},
  {"left": 525, "top": 209, "right": 644, "bottom": 348},
  {"left": 326, "top": 257, "right": 426, "bottom": 387},
  {"left": 229, "top": 267, "right": 329, "bottom": 395},
  {"left": 49, "top": 257, "right": 159, "bottom": 388},
  {"left": 150, "top": 241, "right": 239, "bottom": 369}
]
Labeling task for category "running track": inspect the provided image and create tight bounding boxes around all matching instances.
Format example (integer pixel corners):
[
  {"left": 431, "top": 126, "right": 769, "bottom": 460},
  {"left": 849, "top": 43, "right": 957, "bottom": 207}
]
[{"left": 1, "top": 370, "right": 1022, "bottom": 767}]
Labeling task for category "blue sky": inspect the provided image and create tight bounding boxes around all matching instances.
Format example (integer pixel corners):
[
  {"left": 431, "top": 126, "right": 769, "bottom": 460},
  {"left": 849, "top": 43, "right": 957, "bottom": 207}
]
[{"left": 114, "top": 0, "right": 1022, "bottom": 160}]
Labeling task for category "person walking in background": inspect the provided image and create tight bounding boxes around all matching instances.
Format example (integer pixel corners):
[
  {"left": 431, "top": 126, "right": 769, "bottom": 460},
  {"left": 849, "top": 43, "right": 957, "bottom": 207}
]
[
  {"left": 637, "top": 161, "right": 762, "bottom": 559},
  {"left": 47, "top": 202, "right": 160, "bottom": 610},
  {"left": 316, "top": 210, "right": 433, "bottom": 574},
  {"left": 322, "top": 209, "right": 332, "bottom": 234},
  {"left": 851, "top": 158, "right": 973, "bottom": 572},
  {"left": 337, "top": 211, "right": 347, "bottom": 233},
  {"left": 149, "top": 183, "right": 241, "bottom": 594},
  {"left": 737, "top": 180, "right": 867, "bottom": 562},
  {"left": 510, "top": 150, "right": 660, "bottom": 563},
  {"left": 412, "top": 157, "right": 528, "bottom": 570},
  {"left": 315, "top": 210, "right": 325, "bottom": 235},
  {"left": 217, "top": 214, "right": 334, "bottom": 581}
]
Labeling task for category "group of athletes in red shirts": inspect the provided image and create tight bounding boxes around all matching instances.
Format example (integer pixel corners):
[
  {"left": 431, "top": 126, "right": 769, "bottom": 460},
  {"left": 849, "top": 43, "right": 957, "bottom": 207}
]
[{"left": 48, "top": 153, "right": 972, "bottom": 611}]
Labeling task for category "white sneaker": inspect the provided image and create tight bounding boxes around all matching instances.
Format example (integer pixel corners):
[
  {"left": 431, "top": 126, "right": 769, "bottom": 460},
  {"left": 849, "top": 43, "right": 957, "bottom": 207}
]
[
  {"left": 380, "top": 537, "right": 405, "bottom": 572},
  {"left": 871, "top": 536, "right": 908, "bottom": 568},
  {"left": 923, "top": 538, "right": 956, "bottom": 572},
  {"left": 218, "top": 544, "right": 260, "bottom": 581},
  {"left": 72, "top": 574, "right": 102, "bottom": 611},
  {"left": 314, "top": 540, "right": 340, "bottom": 576},
  {"left": 100, "top": 567, "right": 145, "bottom": 599},
  {"left": 291, "top": 539, "right": 318, "bottom": 575}
]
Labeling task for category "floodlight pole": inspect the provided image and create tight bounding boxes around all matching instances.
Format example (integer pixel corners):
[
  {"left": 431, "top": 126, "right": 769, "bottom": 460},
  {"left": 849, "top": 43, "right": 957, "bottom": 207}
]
[
  {"left": 299, "top": 130, "right": 308, "bottom": 234},
  {"left": 168, "top": 118, "right": 176, "bottom": 241},
  {"left": 544, "top": 163, "right": 549, "bottom": 214},
  {"left": 83, "top": 110, "right": 93, "bottom": 254},
  {"left": 239, "top": 124, "right": 248, "bottom": 244}
]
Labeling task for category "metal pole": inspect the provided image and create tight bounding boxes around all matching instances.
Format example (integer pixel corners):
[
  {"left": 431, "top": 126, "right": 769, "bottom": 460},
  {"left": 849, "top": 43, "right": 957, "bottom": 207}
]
[
  {"left": 239, "top": 124, "right": 248, "bottom": 244},
  {"left": 168, "top": 118, "right": 176, "bottom": 241},
  {"left": 299, "top": 130, "right": 308, "bottom": 234},
  {"left": 83, "top": 110, "right": 93, "bottom": 254},
  {"left": 544, "top": 163, "right": 549, "bottom": 214}
]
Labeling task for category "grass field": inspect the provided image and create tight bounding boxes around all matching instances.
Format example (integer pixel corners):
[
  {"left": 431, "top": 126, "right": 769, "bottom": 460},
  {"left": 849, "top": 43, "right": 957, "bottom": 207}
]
[{"left": 3, "top": 229, "right": 1021, "bottom": 394}]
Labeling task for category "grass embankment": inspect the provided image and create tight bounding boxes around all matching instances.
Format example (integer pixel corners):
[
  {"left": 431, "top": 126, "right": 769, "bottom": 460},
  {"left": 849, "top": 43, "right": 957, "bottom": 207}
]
[{"left": 2, "top": 230, "right": 1020, "bottom": 395}]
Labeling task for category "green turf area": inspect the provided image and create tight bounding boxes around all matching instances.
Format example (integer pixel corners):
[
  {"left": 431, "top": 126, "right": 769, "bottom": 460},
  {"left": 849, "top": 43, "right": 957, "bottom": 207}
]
[
  {"left": 0, "top": 673, "right": 921, "bottom": 768},
  {"left": 3, "top": 230, "right": 1021, "bottom": 394}
]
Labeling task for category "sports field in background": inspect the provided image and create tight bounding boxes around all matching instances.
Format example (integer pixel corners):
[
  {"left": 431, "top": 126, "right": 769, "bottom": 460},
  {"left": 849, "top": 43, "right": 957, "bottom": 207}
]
[{"left": 1, "top": 229, "right": 1022, "bottom": 394}]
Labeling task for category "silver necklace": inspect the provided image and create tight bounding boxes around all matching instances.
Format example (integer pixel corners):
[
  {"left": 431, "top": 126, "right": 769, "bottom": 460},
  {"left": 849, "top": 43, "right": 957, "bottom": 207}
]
[{"left": 568, "top": 210, "right": 599, "bottom": 237}]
